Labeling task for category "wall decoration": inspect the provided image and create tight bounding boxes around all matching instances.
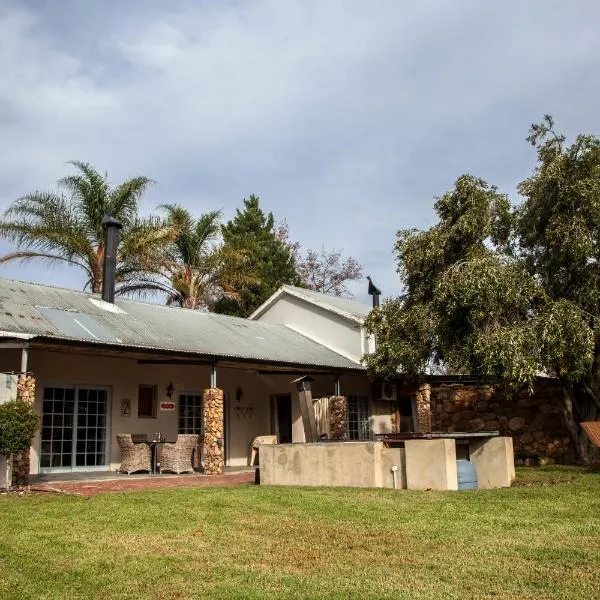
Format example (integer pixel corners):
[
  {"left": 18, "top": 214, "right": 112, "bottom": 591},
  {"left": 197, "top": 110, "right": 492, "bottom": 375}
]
[
  {"left": 121, "top": 398, "right": 131, "bottom": 417},
  {"left": 160, "top": 401, "right": 176, "bottom": 411},
  {"left": 235, "top": 406, "right": 254, "bottom": 419}
]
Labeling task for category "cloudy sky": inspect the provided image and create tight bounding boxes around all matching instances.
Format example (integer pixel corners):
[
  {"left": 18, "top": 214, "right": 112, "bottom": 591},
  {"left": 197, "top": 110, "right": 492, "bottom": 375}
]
[{"left": 1, "top": 0, "right": 599, "bottom": 304}]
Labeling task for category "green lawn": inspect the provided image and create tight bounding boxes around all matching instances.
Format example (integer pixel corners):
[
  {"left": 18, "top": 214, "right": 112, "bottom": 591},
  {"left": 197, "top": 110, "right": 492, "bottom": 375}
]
[{"left": 0, "top": 467, "right": 599, "bottom": 600}]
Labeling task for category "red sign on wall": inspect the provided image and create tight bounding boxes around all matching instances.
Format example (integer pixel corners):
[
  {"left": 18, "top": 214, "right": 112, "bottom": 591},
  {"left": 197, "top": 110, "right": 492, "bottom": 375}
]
[{"left": 159, "top": 401, "right": 176, "bottom": 411}]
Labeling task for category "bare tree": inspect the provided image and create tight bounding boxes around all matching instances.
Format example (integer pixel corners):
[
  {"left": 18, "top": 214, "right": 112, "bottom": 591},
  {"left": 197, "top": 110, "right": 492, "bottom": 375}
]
[{"left": 276, "top": 219, "right": 363, "bottom": 296}]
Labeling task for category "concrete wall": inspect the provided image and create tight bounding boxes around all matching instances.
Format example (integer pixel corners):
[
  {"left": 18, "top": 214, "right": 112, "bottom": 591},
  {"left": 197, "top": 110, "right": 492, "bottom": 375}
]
[
  {"left": 260, "top": 442, "right": 406, "bottom": 488},
  {"left": 260, "top": 438, "right": 513, "bottom": 490},
  {"left": 252, "top": 294, "right": 363, "bottom": 362}
]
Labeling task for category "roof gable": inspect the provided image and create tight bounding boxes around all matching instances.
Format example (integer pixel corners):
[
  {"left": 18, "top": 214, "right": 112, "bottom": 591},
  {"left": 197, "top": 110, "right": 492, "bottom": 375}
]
[{"left": 249, "top": 285, "right": 371, "bottom": 323}]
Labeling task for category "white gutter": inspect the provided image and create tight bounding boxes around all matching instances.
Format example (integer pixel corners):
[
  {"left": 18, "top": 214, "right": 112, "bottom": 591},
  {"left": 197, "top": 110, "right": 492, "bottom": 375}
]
[{"left": 0, "top": 331, "right": 36, "bottom": 340}]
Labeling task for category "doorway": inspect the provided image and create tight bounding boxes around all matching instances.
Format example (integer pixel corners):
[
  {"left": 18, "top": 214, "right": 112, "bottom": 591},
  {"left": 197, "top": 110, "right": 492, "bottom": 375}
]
[
  {"left": 273, "top": 394, "right": 292, "bottom": 443},
  {"left": 396, "top": 395, "right": 416, "bottom": 433},
  {"left": 40, "top": 386, "right": 110, "bottom": 472}
]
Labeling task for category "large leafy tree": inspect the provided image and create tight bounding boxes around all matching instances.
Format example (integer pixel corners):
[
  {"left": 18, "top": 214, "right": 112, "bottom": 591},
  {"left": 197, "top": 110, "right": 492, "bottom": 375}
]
[
  {"left": 365, "top": 117, "right": 600, "bottom": 463},
  {"left": 121, "top": 205, "right": 259, "bottom": 310},
  {"left": 0, "top": 161, "right": 169, "bottom": 294},
  {"left": 214, "top": 195, "right": 301, "bottom": 316}
]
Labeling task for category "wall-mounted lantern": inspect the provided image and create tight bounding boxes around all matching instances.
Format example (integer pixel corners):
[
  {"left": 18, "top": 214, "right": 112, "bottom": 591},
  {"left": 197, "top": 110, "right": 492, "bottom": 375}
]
[{"left": 166, "top": 382, "right": 174, "bottom": 399}]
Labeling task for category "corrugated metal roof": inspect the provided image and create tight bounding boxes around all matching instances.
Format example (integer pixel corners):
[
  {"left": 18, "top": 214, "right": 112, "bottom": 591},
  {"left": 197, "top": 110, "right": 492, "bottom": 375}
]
[{"left": 0, "top": 278, "right": 363, "bottom": 370}]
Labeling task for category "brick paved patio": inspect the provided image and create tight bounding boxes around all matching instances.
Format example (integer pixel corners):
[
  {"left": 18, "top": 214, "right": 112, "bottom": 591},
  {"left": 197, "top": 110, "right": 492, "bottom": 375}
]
[{"left": 31, "top": 470, "right": 255, "bottom": 496}]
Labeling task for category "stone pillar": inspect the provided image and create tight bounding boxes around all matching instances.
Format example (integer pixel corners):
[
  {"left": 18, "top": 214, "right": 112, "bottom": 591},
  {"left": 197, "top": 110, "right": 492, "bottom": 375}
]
[
  {"left": 17, "top": 375, "right": 36, "bottom": 403},
  {"left": 12, "top": 375, "right": 36, "bottom": 487},
  {"left": 329, "top": 396, "right": 348, "bottom": 440},
  {"left": 415, "top": 383, "right": 432, "bottom": 433},
  {"left": 203, "top": 388, "right": 224, "bottom": 475}
]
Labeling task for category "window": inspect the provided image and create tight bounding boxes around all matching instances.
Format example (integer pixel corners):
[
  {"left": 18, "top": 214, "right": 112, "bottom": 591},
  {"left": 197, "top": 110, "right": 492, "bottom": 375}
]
[
  {"left": 179, "top": 394, "right": 203, "bottom": 434},
  {"left": 347, "top": 394, "right": 371, "bottom": 440},
  {"left": 138, "top": 385, "right": 157, "bottom": 418}
]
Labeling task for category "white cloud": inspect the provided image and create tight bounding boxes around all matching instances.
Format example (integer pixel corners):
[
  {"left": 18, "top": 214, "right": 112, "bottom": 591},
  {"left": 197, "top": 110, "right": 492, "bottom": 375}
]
[{"left": 1, "top": 0, "right": 600, "bottom": 300}]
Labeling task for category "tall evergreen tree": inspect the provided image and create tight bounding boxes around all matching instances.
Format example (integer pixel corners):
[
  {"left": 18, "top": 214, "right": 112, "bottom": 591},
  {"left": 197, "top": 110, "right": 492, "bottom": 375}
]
[{"left": 214, "top": 195, "right": 301, "bottom": 316}]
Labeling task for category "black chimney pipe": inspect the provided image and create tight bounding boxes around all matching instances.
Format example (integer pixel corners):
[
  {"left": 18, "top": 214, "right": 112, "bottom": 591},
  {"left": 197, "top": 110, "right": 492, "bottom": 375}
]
[
  {"left": 102, "top": 214, "right": 123, "bottom": 304},
  {"left": 367, "top": 276, "right": 381, "bottom": 308}
]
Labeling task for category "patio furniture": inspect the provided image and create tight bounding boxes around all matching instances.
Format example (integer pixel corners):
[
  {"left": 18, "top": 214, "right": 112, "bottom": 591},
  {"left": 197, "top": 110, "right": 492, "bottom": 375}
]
[
  {"left": 159, "top": 434, "right": 199, "bottom": 474},
  {"left": 248, "top": 435, "right": 278, "bottom": 466},
  {"left": 116, "top": 434, "right": 152, "bottom": 474},
  {"left": 581, "top": 422, "right": 600, "bottom": 447}
]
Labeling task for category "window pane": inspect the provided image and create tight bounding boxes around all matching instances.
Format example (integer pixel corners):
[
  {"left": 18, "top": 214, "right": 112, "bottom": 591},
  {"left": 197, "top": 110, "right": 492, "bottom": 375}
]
[
  {"left": 347, "top": 395, "right": 371, "bottom": 441},
  {"left": 178, "top": 394, "right": 203, "bottom": 434}
]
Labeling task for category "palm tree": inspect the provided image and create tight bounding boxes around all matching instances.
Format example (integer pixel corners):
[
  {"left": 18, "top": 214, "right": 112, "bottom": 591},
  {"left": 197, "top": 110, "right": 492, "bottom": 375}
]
[
  {"left": 0, "top": 161, "right": 172, "bottom": 294},
  {"left": 121, "top": 204, "right": 259, "bottom": 310}
]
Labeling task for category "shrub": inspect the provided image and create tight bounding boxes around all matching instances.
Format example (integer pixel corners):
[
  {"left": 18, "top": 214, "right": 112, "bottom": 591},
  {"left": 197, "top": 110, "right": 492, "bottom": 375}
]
[{"left": 0, "top": 400, "right": 40, "bottom": 457}]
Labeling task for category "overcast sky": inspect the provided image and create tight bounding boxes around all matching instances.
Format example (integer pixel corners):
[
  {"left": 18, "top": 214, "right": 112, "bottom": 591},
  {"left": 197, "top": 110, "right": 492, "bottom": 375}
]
[{"left": 1, "top": 0, "right": 599, "bottom": 304}]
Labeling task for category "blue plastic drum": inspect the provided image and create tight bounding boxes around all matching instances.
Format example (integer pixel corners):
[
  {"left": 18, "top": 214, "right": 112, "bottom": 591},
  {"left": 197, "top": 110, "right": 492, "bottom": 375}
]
[{"left": 457, "top": 459, "right": 478, "bottom": 490}]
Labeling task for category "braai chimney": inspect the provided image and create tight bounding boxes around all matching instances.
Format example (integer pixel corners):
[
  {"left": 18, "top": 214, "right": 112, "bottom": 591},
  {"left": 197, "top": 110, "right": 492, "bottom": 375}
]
[
  {"left": 367, "top": 276, "right": 381, "bottom": 308},
  {"left": 102, "top": 214, "right": 123, "bottom": 304}
]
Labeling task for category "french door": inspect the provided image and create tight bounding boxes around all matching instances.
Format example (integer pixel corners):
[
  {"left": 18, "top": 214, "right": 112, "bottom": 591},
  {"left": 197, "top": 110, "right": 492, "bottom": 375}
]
[{"left": 40, "top": 386, "right": 110, "bottom": 473}]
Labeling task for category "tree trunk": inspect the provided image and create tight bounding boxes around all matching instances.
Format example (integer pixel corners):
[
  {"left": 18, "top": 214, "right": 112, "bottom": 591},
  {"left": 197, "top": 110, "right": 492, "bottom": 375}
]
[{"left": 561, "top": 380, "right": 599, "bottom": 464}]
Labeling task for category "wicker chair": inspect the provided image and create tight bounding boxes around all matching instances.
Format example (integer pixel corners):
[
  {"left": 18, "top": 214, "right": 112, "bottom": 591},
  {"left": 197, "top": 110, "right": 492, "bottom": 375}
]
[
  {"left": 117, "top": 434, "right": 152, "bottom": 474},
  {"left": 159, "top": 434, "right": 199, "bottom": 474}
]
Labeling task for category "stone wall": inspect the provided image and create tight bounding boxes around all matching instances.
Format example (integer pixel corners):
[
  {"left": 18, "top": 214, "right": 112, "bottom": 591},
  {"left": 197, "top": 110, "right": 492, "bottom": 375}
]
[
  {"left": 203, "top": 388, "right": 224, "bottom": 475},
  {"left": 430, "top": 379, "right": 572, "bottom": 463},
  {"left": 12, "top": 375, "right": 36, "bottom": 486}
]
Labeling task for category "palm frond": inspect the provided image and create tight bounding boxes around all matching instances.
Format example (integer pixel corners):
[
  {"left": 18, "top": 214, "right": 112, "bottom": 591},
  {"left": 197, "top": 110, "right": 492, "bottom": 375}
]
[
  {"left": 0, "top": 250, "right": 92, "bottom": 277},
  {"left": 59, "top": 161, "right": 110, "bottom": 241},
  {"left": 0, "top": 191, "right": 95, "bottom": 263},
  {"left": 109, "top": 176, "right": 155, "bottom": 224}
]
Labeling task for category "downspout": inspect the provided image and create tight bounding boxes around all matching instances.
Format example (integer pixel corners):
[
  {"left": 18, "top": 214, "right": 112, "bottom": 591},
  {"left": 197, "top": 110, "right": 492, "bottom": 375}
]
[{"left": 20, "top": 346, "right": 29, "bottom": 374}]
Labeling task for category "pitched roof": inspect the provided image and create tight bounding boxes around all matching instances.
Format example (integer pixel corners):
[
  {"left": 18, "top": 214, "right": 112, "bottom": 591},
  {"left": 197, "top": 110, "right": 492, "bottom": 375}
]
[
  {"left": 0, "top": 278, "right": 363, "bottom": 371},
  {"left": 249, "top": 285, "right": 371, "bottom": 323}
]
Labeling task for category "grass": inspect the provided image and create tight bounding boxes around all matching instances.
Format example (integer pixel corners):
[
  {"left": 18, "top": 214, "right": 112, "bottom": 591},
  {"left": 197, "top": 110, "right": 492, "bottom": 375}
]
[{"left": 0, "top": 467, "right": 599, "bottom": 599}]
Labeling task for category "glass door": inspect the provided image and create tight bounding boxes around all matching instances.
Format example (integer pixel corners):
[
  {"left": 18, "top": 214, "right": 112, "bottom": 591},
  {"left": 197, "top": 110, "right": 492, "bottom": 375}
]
[
  {"left": 178, "top": 392, "right": 203, "bottom": 470},
  {"left": 40, "top": 386, "right": 110, "bottom": 473}
]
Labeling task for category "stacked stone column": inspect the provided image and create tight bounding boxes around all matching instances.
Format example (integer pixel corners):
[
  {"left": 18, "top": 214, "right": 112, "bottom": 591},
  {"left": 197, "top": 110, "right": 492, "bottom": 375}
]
[
  {"left": 12, "top": 375, "right": 36, "bottom": 486},
  {"left": 415, "top": 383, "right": 432, "bottom": 433},
  {"left": 328, "top": 396, "right": 348, "bottom": 440},
  {"left": 203, "top": 388, "right": 224, "bottom": 475}
]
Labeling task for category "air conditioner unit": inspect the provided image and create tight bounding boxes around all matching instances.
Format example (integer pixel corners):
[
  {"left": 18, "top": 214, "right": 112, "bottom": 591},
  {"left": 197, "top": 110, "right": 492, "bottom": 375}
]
[{"left": 380, "top": 382, "right": 397, "bottom": 402}]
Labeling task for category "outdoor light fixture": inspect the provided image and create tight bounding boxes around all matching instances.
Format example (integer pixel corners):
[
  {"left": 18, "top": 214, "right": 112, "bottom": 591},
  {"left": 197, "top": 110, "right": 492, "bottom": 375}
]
[
  {"left": 236, "top": 386, "right": 243, "bottom": 403},
  {"left": 166, "top": 382, "right": 174, "bottom": 399}
]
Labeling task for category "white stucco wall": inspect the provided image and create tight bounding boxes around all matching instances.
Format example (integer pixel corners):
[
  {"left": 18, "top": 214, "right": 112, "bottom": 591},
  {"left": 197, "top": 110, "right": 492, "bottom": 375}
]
[
  {"left": 253, "top": 294, "right": 364, "bottom": 363},
  {"left": 0, "top": 348, "right": 376, "bottom": 473}
]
